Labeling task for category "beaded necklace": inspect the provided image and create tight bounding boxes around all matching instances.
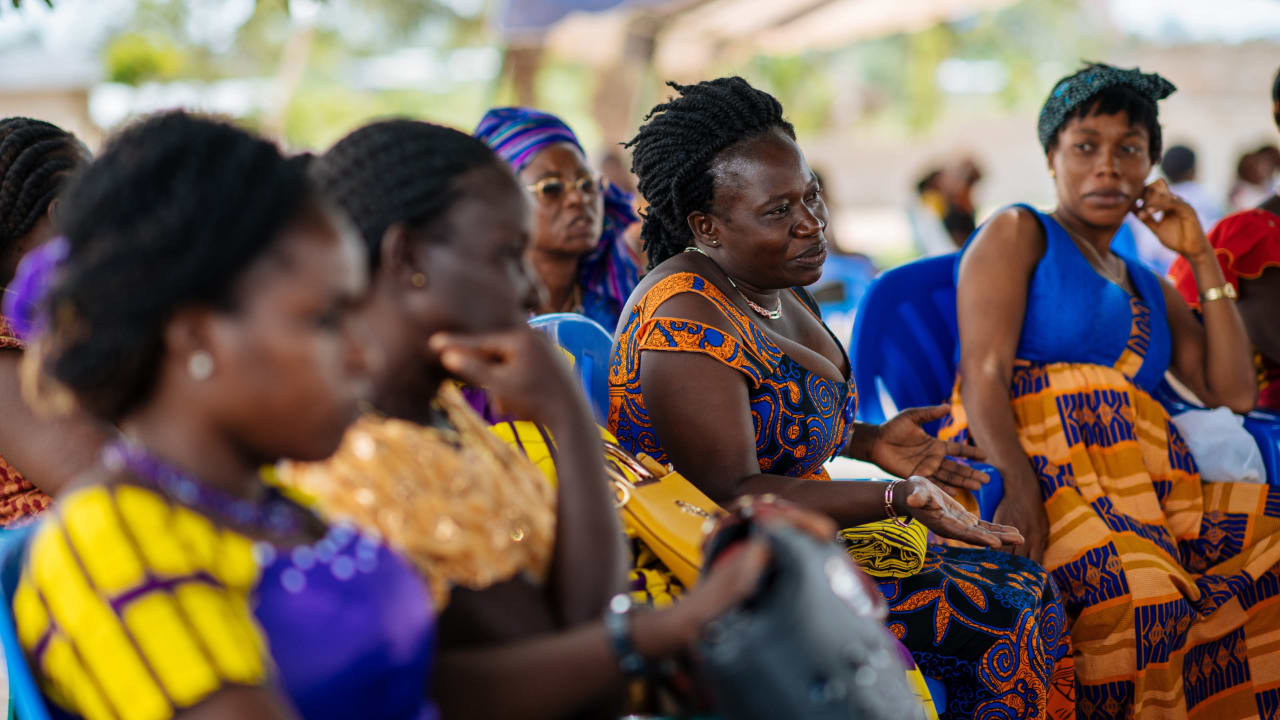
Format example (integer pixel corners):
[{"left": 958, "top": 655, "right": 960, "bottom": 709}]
[
  {"left": 683, "top": 246, "right": 783, "bottom": 319},
  {"left": 102, "top": 438, "right": 303, "bottom": 537}
]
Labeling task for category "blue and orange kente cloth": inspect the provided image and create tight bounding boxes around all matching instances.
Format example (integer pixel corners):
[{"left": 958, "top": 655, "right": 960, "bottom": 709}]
[
  {"left": 608, "top": 271, "right": 1072, "bottom": 720},
  {"left": 942, "top": 205, "right": 1280, "bottom": 719}
]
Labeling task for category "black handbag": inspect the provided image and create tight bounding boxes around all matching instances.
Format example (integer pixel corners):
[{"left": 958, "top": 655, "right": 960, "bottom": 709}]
[{"left": 696, "top": 519, "right": 927, "bottom": 720}]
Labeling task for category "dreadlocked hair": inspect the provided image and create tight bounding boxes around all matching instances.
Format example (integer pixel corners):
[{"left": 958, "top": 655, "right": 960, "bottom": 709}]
[
  {"left": 0, "top": 117, "right": 87, "bottom": 266},
  {"left": 625, "top": 77, "right": 795, "bottom": 269},
  {"left": 312, "top": 119, "right": 505, "bottom": 269},
  {"left": 40, "top": 111, "right": 312, "bottom": 422}
]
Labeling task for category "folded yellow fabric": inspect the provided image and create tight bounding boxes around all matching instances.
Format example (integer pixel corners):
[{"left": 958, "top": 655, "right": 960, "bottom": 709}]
[{"left": 838, "top": 518, "right": 928, "bottom": 579}]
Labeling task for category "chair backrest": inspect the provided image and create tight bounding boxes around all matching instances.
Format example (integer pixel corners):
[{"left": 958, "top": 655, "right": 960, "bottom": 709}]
[
  {"left": 529, "top": 313, "right": 614, "bottom": 424},
  {"left": 0, "top": 524, "right": 50, "bottom": 720},
  {"left": 849, "top": 254, "right": 961, "bottom": 431}
]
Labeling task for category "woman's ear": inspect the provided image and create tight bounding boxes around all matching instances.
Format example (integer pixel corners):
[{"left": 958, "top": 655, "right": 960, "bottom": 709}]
[
  {"left": 380, "top": 223, "right": 426, "bottom": 290},
  {"left": 687, "top": 211, "right": 719, "bottom": 247}
]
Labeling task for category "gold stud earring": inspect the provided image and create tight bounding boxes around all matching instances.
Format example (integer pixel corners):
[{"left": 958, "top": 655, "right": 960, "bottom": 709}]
[
  {"left": 1050, "top": 169, "right": 1057, "bottom": 179},
  {"left": 410, "top": 272, "right": 426, "bottom": 288}
]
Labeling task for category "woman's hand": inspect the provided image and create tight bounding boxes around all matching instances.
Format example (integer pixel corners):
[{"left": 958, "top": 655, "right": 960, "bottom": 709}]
[
  {"left": 664, "top": 500, "right": 838, "bottom": 642},
  {"left": 870, "top": 406, "right": 990, "bottom": 495},
  {"left": 430, "top": 328, "right": 590, "bottom": 426},
  {"left": 990, "top": 470, "right": 1049, "bottom": 564},
  {"left": 1134, "top": 179, "right": 1212, "bottom": 260},
  {"left": 895, "top": 476, "right": 1023, "bottom": 549}
]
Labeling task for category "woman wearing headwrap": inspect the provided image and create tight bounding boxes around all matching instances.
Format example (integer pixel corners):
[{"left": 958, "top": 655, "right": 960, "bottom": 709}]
[
  {"left": 475, "top": 107, "right": 640, "bottom": 333},
  {"left": 942, "top": 63, "right": 1280, "bottom": 718},
  {"left": 1169, "top": 65, "right": 1280, "bottom": 411}
]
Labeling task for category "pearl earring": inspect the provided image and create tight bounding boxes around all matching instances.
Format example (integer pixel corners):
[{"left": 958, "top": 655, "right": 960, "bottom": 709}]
[{"left": 188, "top": 351, "right": 214, "bottom": 381}]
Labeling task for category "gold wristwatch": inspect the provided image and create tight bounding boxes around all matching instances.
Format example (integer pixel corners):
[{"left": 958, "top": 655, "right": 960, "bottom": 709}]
[{"left": 1201, "top": 283, "right": 1238, "bottom": 303}]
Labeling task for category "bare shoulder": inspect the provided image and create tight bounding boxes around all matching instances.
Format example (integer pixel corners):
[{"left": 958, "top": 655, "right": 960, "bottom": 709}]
[{"left": 960, "top": 206, "right": 1046, "bottom": 282}]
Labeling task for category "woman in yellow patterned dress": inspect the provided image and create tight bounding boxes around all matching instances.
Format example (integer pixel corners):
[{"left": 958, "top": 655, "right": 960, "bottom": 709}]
[{"left": 943, "top": 63, "right": 1280, "bottom": 718}]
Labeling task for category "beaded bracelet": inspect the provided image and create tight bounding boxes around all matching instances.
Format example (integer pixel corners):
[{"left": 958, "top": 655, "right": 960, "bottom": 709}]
[{"left": 884, "top": 479, "right": 912, "bottom": 526}]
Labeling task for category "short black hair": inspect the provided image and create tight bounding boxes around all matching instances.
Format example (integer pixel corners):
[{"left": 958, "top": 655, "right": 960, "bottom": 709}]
[
  {"left": 312, "top": 120, "right": 503, "bottom": 270},
  {"left": 626, "top": 77, "right": 796, "bottom": 269},
  {"left": 0, "top": 117, "right": 87, "bottom": 271},
  {"left": 1161, "top": 145, "right": 1196, "bottom": 182},
  {"left": 42, "top": 111, "right": 312, "bottom": 421},
  {"left": 1045, "top": 64, "right": 1163, "bottom": 163}
]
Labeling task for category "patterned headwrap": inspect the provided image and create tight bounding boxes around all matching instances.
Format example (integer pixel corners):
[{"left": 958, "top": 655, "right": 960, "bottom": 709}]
[
  {"left": 1037, "top": 64, "right": 1176, "bottom": 150},
  {"left": 474, "top": 107, "right": 639, "bottom": 330}
]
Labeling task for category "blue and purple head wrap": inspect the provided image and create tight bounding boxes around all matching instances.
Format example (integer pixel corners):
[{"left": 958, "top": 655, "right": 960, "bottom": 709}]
[{"left": 474, "top": 107, "right": 639, "bottom": 331}]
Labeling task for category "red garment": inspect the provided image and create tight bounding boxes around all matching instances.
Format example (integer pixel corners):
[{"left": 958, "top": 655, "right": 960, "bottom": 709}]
[
  {"left": 0, "top": 317, "right": 51, "bottom": 526},
  {"left": 1170, "top": 209, "right": 1280, "bottom": 410}
]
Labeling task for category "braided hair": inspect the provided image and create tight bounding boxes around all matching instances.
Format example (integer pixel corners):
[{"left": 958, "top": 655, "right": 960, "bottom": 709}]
[
  {"left": 41, "top": 111, "right": 312, "bottom": 422},
  {"left": 626, "top": 77, "right": 795, "bottom": 269},
  {"left": 0, "top": 117, "right": 87, "bottom": 271},
  {"left": 312, "top": 119, "right": 505, "bottom": 268}
]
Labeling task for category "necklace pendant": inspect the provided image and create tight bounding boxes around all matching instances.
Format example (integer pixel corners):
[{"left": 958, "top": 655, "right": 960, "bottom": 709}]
[{"left": 745, "top": 298, "right": 782, "bottom": 320}]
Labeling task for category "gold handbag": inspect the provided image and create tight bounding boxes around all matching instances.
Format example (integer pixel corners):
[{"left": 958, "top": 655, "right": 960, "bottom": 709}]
[{"left": 602, "top": 441, "right": 725, "bottom": 588}]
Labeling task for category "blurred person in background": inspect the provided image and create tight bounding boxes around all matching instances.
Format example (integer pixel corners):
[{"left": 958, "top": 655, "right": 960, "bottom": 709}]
[
  {"left": 0, "top": 117, "right": 105, "bottom": 524},
  {"left": 944, "top": 62, "right": 1278, "bottom": 719},
  {"left": 475, "top": 108, "right": 640, "bottom": 333},
  {"left": 1228, "top": 144, "right": 1279, "bottom": 212},
  {"left": 907, "top": 167, "right": 955, "bottom": 256},
  {"left": 1171, "top": 65, "right": 1280, "bottom": 411}
]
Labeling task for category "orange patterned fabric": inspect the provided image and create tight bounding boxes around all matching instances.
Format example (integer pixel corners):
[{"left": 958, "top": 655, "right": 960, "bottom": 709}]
[
  {"left": 942, "top": 299, "right": 1280, "bottom": 719},
  {"left": 0, "top": 316, "right": 51, "bottom": 527}
]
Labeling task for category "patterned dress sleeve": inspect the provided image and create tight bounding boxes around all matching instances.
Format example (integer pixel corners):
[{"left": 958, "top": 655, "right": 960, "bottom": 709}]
[
  {"left": 14, "top": 485, "right": 270, "bottom": 720},
  {"left": 628, "top": 273, "right": 782, "bottom": 387}
]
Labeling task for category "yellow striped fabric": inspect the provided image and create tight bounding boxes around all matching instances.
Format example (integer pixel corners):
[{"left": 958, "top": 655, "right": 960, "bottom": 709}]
[{"left": 839, "top": 518, "right": 929, "bottom": 579}]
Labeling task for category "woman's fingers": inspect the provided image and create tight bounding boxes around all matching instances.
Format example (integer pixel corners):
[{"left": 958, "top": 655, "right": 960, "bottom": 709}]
[
  {"left": 977, "top": 520, "right": 1024, "bottom": 546},
  {"left": 944, "top": 441, "right": 986, "bottom": 461},
  {"left": 438, "top": 347, "right": 500, "bottom": 385},
  {"left": 903, "top": 404, "right": 951, "bottom": 424}
]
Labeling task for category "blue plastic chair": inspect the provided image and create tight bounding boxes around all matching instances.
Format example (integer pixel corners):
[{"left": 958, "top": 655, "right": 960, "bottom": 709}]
[
  {"left": 529, "top": 313, "right": 614, "bottom": 424},
  {"left": 0, "top": 524, "right": 50, "bottom": 720},
  {"left": 848, "top": 253, "right": 1004, "bottom": 521}
]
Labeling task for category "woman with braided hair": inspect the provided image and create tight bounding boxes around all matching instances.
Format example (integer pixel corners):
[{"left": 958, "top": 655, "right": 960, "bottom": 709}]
[
  {"left": 0, "top": 117, "right": 103, "bottom": 524},
  {"left": 11, "top": 110, "right": 442, "bottom": 719},
  {"left": 276, "top": 118, "right": 839, "bottom": 718},
  {"left": 609, "top": 76, "right": 1071, "bottom": 719}
]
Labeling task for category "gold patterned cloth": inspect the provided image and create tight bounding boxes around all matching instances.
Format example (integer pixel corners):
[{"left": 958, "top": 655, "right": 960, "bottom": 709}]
[{"left": 277, "top": 383, "right": 556, "bottom": 609}]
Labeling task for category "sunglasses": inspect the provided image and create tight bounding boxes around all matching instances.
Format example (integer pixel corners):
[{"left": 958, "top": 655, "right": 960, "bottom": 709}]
[{"left": 525, "top": 175, "right": 601, "bottom": 202}]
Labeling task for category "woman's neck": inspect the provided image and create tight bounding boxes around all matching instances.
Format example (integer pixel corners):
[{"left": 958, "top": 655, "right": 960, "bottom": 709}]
[
  {"left": 120, "top": 404, "right": 265, "bottom": 503},
  {"left": 1051, "top": 206, "right": 1117, "bottom": 256},
  {"left": 528, "top": 248, "right": 581, "bottom": 313}
]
